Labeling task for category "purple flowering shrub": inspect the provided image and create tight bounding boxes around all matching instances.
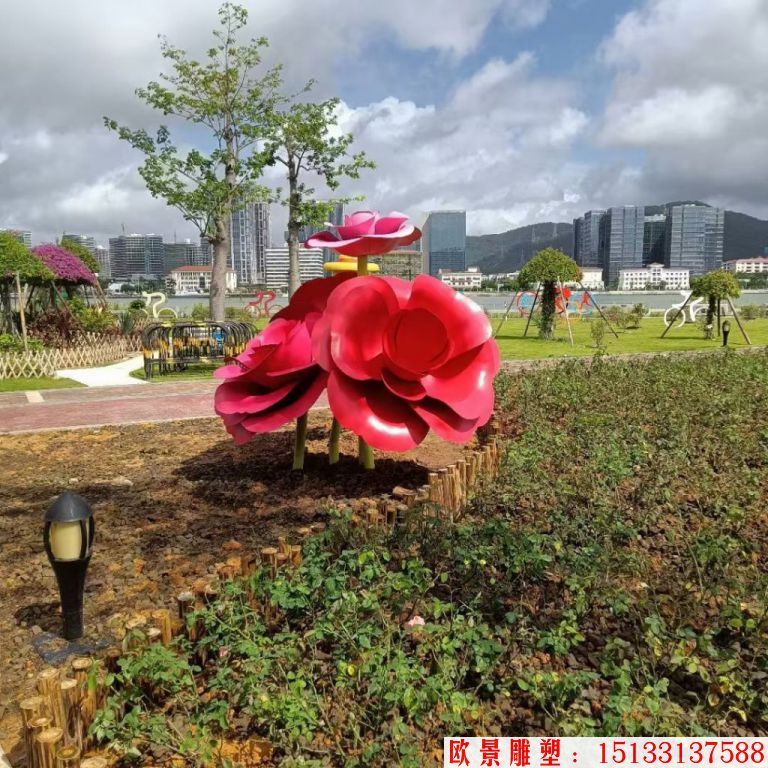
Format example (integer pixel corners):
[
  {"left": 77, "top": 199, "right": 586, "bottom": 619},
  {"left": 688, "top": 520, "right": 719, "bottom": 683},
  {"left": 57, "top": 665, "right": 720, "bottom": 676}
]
[{"left": 32, "top": 244, "right": 97, "bottom": 285}]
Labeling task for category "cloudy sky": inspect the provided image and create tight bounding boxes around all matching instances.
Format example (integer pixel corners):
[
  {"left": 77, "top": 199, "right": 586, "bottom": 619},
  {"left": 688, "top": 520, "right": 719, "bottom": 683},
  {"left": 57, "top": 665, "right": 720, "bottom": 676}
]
[{"left": 1, "top": 0, "right": 766, "bottom": 245}]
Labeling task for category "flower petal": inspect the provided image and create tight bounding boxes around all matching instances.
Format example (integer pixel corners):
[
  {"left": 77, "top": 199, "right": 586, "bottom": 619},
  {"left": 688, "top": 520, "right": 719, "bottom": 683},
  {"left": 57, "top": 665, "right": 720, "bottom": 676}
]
[
  {"left": 384, "top": 307, "right": 450, "bottom": 376},
  {"left": 421, "top": 340, "right": 500, "bottom": 420},
  {"left": 322, "top": 276, "right": 402, "bottom": 380},
  {"left": 373, "top": 212, "right": 409, "bottom": 234},
  {"left": 239, "top": 370, "right": 329, "bottom": 434},
  {"left": 214, "top": 379, "right": 296, "bottom": 415},
  {"left": 412, "top": 399, "right": 480, "bottom": 443},
  {"left": 407, "top": 275, "right": 491, "bottom": 357},
  {"left": 328, "top": 371, "right": 428, "bottom": 451}
]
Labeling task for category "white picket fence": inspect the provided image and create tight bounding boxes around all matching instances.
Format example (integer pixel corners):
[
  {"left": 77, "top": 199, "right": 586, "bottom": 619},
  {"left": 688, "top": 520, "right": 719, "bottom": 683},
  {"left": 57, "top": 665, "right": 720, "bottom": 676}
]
[{"left": 0, "top": 334, "right": 142, "bottom": 379}]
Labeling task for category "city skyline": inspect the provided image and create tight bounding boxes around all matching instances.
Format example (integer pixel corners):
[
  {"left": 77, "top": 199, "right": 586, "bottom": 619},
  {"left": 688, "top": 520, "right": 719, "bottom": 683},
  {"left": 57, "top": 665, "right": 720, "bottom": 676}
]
[{"left": 0, "top": 1, "right": 766, "bottom": 247}]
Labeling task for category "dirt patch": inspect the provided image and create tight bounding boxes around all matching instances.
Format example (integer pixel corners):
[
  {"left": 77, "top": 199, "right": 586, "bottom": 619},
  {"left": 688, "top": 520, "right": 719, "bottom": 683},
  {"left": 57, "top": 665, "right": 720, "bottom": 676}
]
[{"left": 0, "top": 414, "right": 469, "bottom": 756}]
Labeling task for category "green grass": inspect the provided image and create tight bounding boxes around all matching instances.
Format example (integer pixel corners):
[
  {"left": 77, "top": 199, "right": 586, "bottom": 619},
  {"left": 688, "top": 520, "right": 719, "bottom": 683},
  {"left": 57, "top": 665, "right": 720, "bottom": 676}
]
[
  {"left": 494, "top": 315, "right": 768, "bottom": 359},
  {"left": 130, "top": 365, "right": 218, "bottom": 382},
  {"left": 0, "top": 377, "right": 84, "bottom": 393},
  {"left": 93, "top": 353, "right": 768, "bottom": 763}
]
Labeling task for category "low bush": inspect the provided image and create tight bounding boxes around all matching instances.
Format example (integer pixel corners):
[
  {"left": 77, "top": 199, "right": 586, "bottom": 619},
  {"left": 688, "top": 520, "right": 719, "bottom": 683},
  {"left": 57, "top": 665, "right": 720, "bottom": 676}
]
[{"left": 0, "top": 333, "right": 44, "bottom": 353}]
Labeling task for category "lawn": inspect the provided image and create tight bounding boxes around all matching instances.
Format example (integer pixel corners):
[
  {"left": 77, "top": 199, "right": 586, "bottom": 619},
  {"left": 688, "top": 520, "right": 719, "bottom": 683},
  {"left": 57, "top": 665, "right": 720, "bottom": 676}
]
[
  {"left": 88, "top": 352, "right": 768, "bottom": 765},
  {"left": 493, "top": 315, "right": 767, "bottom": 359},
  {"left": 0, "top": 376, "right": 83, "bottom": 392}
]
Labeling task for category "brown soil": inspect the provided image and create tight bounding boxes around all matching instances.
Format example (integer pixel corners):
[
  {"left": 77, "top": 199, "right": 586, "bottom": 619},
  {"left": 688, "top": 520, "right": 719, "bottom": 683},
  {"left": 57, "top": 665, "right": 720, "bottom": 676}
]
[{"left": 0, "top": 414, "right": 469, "bottom": 758}]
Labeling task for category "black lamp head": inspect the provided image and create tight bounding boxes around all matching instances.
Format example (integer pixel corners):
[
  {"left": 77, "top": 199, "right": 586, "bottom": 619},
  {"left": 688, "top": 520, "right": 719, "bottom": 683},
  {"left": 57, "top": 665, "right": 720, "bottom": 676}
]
[{"left": 44, "top": 491, "right": 95, "bottom": 563}]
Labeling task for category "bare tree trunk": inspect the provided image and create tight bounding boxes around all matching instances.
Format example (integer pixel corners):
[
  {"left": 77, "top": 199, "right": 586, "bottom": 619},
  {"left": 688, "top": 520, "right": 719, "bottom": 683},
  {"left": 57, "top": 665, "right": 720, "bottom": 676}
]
[
  {"left": 210, "top": 221, "right": 229, "bottom": 322},
  {"left": 287, "top": 170, "right": 301, "bottom": 298},
  {"left": 210, "top": 129, "right": 236, "bottom": 321}
]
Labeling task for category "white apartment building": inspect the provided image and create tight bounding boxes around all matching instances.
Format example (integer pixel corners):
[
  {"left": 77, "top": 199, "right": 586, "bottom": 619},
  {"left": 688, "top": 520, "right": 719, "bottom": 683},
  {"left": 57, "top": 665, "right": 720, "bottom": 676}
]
[
  {"left": 438, "top": 266, "right": 483, "bottom": 290},
  {"left": 618, "top": 263, "right": 689, "bottom": 291},
  {"left": 170, "top": 266, "right": 237, "bottom": 293},
  {"left": 579, "top": 267, "right": 604, "bottom": 290},
  {"left": 724, "top": 257, "right": 768, "bottom": 274},
  {"left": 265, "top": 247, "right": 325, "bottom": 291}
]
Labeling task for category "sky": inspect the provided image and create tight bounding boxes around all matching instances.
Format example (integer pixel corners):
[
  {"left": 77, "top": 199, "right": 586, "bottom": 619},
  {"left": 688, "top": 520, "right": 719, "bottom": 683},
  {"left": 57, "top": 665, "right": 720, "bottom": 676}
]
[{"left": 0, "top": 0, "right": 766, "bottom": 246}]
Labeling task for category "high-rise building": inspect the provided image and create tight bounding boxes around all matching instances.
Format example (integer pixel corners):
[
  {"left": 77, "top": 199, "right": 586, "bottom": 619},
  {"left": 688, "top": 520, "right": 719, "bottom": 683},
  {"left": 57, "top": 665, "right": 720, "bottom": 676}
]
[
  {"left": 573, "top": 210, "right": 605, "bottom": 268},
  {"left": 598, "top": 206, "right": 645, "bottom": 287},
  {"left": 230, "top": 200, "right": 270, "bottom": 286},
  {"left": 264, "top": 247, "right": 324, "bottom": 290},
  {"left": 0, "top": 228, "right": 32, "bottom": 248},
  {"left": 643, "top": 215, "right": 667, "bottom": 266},
  {"left": 422, "top": 211, "right": 466, "bottom": 277},
  {"left": 108, "top": 234, "right": 164, "bottom": 280},
  {"left": 94, "top": 245, "right": 110, "bottom": 278},
  {"left": 62, "top": 233, "right": 96, "bottom": 254},
  {"left": 665, "top": 204, "right": 724, "bottom": 276},
  {"left": 163, "top": 241, "right": 206, "bottom": 274}
]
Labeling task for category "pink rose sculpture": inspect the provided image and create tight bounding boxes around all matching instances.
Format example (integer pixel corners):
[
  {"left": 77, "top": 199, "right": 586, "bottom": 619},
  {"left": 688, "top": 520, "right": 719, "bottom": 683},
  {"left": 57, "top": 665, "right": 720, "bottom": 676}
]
[
  {"left": 311, "top": 274, "right": 500, "bottom": 451},
  {"left": 214, "top": 273, "right": 351, "bottom": 444},
  {"left": 305, "top": 210, "right": 421, "bottom": 257}
]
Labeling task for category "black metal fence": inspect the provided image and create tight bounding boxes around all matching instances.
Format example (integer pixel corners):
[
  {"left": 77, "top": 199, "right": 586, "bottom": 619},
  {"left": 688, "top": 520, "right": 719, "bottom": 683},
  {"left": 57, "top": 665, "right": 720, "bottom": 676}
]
[{"left": 140, "top": 321, "right": 253, "bottom": 379}]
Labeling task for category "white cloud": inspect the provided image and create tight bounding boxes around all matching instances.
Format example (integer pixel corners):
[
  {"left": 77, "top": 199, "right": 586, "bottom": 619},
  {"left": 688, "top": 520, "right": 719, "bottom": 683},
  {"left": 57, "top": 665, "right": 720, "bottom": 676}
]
[
  {"left": 0, "top": 0, "right": 555, "bottom": 243},
  {"left": 335, "top": 55, "right": 589, "bottom": 233},
  {"left": 597, "top": 0, "right": 768, "bottom": 215}
]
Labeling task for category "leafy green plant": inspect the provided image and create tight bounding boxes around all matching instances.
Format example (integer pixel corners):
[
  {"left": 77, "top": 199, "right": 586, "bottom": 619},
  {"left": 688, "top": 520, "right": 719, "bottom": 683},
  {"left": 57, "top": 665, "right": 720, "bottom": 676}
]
[
  {"left": 590, "top": 318, "right": 607, "bottom": 348},
  {"left": 93, "top": 352, "right": 768, "bottom": 764}
]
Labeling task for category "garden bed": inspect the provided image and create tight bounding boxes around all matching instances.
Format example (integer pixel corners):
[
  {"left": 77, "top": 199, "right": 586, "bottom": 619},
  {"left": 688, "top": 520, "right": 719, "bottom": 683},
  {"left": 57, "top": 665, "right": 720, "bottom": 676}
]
[{"left": 0, "top": 414, "right": 469, "bottom": 758}]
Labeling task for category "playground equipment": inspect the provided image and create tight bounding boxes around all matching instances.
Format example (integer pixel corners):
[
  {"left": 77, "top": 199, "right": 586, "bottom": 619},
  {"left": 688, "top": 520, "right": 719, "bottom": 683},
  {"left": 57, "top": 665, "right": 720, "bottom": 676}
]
[
  {"left": 246, "top": 290, "right": 277, "bottom": 319},
  {"left": 140, "top": 291, "right": 177, "bottom": 319},
  {"left": 495, "top": 282, "right": 619, "bottom": 342},
  {"left": 141, "top": 320, "right": 253, "bottom": 379},
  {"left": 663, "top": 291, "right": 708, "bottom": 328}
]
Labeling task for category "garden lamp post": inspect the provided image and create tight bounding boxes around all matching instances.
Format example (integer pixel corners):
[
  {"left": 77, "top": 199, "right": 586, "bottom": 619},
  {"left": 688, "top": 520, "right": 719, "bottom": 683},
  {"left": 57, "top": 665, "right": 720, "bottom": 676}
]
[
  {"left": 722, "top": 320, "right": 731, "bottom": 347},
  {"left": 43, "top": 492, "right": 95, "bottom": 640}
]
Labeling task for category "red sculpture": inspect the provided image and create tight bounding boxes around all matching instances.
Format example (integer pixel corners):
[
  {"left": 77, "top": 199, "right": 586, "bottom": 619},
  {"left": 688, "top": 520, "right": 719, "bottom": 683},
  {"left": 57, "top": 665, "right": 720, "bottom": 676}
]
[
  {"left": 312, "top": 275, "right": 499, "bottom": 450},
  {"left": 214, "top": 274, "right": 351, "bottom": 443},
  {"left": 215, "top": 210, "right": 500, "bottom": 469},
  {"left": 246, "top": 289, "right": 277, "bottom": 319},
  {"left": 305, "top": 211, "right": 420, "bottom": 256}
]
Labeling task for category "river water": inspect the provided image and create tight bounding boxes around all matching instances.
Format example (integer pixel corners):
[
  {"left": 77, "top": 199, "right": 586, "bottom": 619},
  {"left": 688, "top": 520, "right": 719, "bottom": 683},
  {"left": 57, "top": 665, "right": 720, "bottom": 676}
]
[{"left": 108, "top": 290, "right": 768, "bottom": 315}]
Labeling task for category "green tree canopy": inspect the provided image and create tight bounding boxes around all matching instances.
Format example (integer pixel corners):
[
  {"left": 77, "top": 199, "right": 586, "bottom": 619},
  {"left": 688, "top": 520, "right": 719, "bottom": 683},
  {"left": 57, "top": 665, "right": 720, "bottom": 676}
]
[
  {"left": 60, "top": 237, "right": 101, "bottom": 274},
  {"left": 691, "top": 270, "right": 741, "bottom": 301},
  {"left": 0, "top": 232, "right": 53, "bottom": 284},
  {"left": 105, "top": 2, "right": 282, "bottom": 320},
  {"left": 518, "top": 249, "right": 581, "bottom": 340},
  {"left": 263, "top": 97, "right": 374, "bottom": 296},
  {"left": 518, "top": 248, "right": 582, "bottom": 287}
]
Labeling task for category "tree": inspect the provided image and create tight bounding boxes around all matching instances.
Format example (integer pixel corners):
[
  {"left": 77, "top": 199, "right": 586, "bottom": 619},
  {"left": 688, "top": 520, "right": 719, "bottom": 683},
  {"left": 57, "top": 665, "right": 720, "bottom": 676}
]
[
  {"left": 105, "top": 3, "right": 282, "bottom": 320},
  {"left": 691, "top": 270, "right": 741, "bottom": 338},
  {"left": 518, "top": 248, "right": 581, "bottom": 339},
  {"left": 0, "top": 232, "right": 53, "bottom": 333},
  {"left": 263, "top": 98, "right": 375, "bottom": 296},
  {"left": 59, "top": 237, "right": 101, "bottom": 275}
]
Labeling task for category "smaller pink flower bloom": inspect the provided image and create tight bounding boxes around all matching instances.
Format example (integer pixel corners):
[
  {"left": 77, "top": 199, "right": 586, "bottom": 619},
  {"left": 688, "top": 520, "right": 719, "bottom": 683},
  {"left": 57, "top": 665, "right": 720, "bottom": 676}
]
[
  {"left": 405, "top": 615, "right": 425, "bottom": 628},
  {"left": 305, "top": 211, "right": 421, "bottom": 257}
]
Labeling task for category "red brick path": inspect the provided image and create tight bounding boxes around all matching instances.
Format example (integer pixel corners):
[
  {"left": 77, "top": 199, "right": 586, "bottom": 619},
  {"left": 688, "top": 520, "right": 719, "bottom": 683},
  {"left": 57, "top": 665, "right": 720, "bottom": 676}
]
[{"left": 0, "top": 381, "right": 330, "bottom": 434}]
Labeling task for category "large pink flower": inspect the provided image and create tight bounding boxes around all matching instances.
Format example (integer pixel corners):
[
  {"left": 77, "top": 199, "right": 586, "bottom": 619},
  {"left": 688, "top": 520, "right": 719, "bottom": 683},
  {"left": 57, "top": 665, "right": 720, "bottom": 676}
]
[
  {"left": 214, "top": 274, "right": 351, "bottom": 444},
  {"left": 312, "top": 275, "right": 500, "bottom": 451},
  {"left": 305, "top": 211, "right": 421, "bottom": 257}
]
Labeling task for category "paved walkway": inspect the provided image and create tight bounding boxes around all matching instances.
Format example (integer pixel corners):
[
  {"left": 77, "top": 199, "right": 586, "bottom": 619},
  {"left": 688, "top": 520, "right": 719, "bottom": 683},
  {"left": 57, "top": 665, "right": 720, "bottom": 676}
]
[
  {"left": 57, "top": 354, "right": 147, "bottom": 387},
  {"left": 0, "top": 380, "right": 331, "bottom": 434},
  {"left": 0, "top": 380, "right": 220, "bottom": 434}
]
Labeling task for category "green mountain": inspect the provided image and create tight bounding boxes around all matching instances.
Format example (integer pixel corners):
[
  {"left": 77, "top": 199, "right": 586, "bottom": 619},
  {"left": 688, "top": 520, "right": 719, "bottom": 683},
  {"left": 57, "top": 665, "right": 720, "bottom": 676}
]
[
  {"left": 466, "top": 222, "right": 574, "bottom": 273},
  {"left": 468, "top": 204, "right": 768, "bottom": 273}
]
